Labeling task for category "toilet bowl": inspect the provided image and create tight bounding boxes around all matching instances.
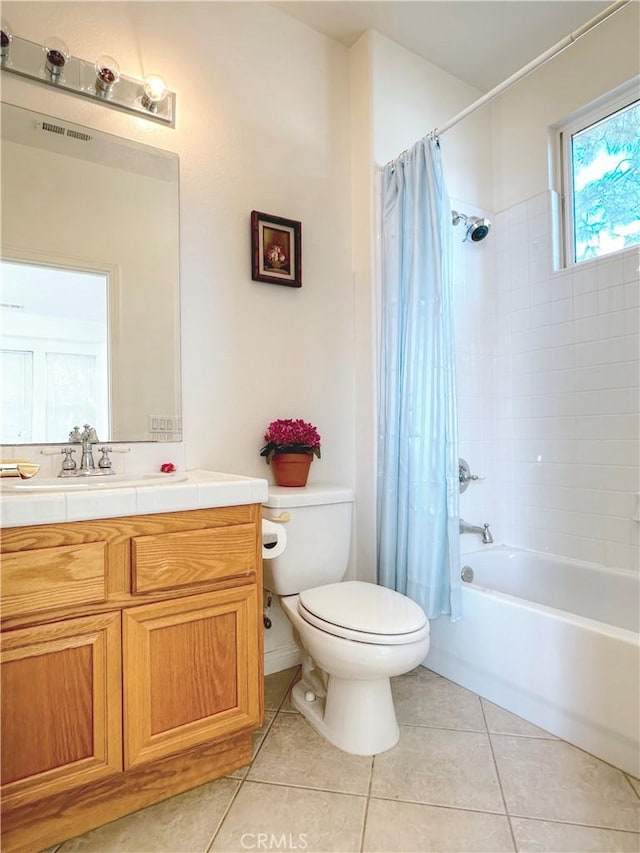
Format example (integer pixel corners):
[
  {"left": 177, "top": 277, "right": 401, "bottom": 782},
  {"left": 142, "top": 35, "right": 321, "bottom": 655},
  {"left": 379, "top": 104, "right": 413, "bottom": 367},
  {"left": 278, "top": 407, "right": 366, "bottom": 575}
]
[{"left": 263, "top": 486, "right": 430, "bottom": 755}]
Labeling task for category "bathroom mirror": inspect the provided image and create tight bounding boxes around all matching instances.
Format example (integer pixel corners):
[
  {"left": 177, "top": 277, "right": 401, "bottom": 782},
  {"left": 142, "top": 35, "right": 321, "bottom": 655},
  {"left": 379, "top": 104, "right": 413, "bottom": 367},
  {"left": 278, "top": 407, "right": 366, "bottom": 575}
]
[{"left": 0, "top": 102, "right": 181, "bottom": 444}]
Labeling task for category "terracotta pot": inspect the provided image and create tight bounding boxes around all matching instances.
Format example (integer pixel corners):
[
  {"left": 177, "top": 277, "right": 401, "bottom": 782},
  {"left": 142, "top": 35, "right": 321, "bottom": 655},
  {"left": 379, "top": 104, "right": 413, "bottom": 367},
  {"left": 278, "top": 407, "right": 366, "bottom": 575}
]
[{"left": 271, "top": 453, "right": 312, "bottom": 487}]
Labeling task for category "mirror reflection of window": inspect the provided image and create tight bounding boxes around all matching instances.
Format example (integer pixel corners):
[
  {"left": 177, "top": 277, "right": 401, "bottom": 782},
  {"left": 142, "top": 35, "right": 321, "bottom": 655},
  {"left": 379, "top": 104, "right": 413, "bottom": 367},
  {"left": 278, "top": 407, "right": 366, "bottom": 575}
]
[
  {"left": 0, "top": 349, "right": 33, "bottom": 442},
  {"left": 0, "top": 260, "right": 109, "bottom": 444}
]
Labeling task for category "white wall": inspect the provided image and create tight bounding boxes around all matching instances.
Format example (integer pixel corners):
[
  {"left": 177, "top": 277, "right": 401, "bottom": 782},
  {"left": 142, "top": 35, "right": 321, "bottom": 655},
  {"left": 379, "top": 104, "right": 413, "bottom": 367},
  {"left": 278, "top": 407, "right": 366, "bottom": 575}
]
[
  {"left": 369, "top": 30, "right": 493, "bottom": 208},
  {"left": 1, "top": 0, "right": 355, "bottom": 487},
  {"left": 349, "top": 33, "right": 377, "bottom": 583}
]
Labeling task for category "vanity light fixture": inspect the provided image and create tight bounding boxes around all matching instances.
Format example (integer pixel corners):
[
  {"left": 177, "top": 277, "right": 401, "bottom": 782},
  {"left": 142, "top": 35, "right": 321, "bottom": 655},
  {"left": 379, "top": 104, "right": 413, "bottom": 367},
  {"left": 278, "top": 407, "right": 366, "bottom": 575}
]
[
  {"left": 1, "top": 32, "right": 175, "bottom": 126},
  {"left": 94, "top": 54, "right": 120, "bottom": 96}
]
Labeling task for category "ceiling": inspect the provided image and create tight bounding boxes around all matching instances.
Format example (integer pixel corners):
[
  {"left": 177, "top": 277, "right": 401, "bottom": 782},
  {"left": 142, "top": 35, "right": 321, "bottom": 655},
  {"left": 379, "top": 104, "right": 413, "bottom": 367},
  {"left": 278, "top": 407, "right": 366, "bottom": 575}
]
[{"left": 270, "top": 1, "right": 611, "bottom": 92}]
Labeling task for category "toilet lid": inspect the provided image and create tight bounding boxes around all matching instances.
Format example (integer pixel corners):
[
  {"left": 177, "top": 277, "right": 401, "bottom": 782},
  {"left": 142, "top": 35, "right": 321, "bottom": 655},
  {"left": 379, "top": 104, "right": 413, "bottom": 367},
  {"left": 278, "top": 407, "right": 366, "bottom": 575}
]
[{"left": 298, "top": 581, "right": 428, "bottom": 644}]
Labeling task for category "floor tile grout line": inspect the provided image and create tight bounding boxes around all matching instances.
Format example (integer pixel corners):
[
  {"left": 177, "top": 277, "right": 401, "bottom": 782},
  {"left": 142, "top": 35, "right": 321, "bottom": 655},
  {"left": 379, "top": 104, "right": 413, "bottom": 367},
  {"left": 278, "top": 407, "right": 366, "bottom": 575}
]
[
  {"left": 263, "top": 665, "right": 301, "bottom": 716},
  {"left": 204, "top": 775, "right": 246, "bottom": 853},
  {"left": 504, "top": 811, "right": 640, "bottom": 835},
  {"left": 489, "top": 727, "right": 638, "bottom": 778},
  {"left": 237, "top": 775, "right": 370, "bottom": 798},
  {"left": 623, "top": 773, "right": 640, "bottom": 800},
  {"left": 367, "top": 793, "right": 511, "bottom": 818},
  {"left": 227, "top": 775, "right": 517, "bottom": 818},
  {"left": 251, "top": 709, "right": 279, "bottom": 760},
  {"left": 398, "top": 721, "right": 488, "bottom": 734},
  {"left": 229, "top": 704, "right": 280, "bottom": 783},
  {"left": 481, "top": 702, "right": 519, "bottom": 853},
  {"left": 209, "top": 691, "right": 286, "bottom": 850},
  {"left": 358, "top": 755, "right": 375, "bottom": 853},
  {"left": 397, "top": 722, "right": 559, "bottom": 741}
]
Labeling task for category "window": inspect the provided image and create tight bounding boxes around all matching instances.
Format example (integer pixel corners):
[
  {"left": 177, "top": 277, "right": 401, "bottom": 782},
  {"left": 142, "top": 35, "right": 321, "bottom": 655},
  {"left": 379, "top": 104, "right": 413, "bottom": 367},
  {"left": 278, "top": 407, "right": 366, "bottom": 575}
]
[{"left": 559, "top": 85, "right": 640, "bottom": 265}]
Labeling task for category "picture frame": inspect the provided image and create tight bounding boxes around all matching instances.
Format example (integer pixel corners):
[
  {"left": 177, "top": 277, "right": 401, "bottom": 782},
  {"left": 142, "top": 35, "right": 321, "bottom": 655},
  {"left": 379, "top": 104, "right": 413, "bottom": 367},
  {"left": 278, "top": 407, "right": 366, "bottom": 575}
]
[{"left": 251, "top": 210, "right": 302, "bottom": 288}]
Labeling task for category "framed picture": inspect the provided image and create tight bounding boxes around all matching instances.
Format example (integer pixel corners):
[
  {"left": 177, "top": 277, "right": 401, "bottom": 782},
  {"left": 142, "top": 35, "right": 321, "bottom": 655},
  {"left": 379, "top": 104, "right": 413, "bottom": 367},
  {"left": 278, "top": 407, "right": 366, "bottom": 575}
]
[{"left": 251, "top": 211, "right": 302, "bottom": 288}]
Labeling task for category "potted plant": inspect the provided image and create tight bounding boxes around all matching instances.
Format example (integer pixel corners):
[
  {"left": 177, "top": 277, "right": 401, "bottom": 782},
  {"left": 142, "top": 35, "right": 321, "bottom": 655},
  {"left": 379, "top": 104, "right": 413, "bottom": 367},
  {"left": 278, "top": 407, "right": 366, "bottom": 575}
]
[{"left": 260, "top": 418, "right": 321, "bottom": 487}]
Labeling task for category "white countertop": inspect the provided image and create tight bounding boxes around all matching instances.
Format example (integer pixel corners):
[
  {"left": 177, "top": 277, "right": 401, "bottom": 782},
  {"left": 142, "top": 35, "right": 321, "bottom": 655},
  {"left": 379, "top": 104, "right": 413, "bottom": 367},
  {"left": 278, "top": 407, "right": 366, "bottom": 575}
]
[{"left": 0, "top": 469, "right": 269, "bottom": 528}]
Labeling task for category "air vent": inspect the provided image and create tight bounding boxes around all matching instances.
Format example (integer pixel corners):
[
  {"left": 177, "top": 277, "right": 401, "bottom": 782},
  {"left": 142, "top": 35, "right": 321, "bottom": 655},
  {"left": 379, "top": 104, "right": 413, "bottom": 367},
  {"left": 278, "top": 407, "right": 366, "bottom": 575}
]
[
  {"left": 66, "top": 129, "right": 92, "bottom": 142},
  {"left": 41, "top": 121, "right": 65, "bottom": 135},
  {"left": 37, "top": 122, "right": 92, "bottom": 143}
]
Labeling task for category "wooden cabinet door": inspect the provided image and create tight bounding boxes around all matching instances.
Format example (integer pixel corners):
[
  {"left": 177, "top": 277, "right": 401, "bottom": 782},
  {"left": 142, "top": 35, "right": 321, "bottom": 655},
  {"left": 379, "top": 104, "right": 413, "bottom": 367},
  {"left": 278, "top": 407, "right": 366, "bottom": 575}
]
[
  {"left": 1, "top": 612, "right": 122, "bottom": 810},
  {"left": 123, "top": 586, "right": 262, "bottom": 768}
]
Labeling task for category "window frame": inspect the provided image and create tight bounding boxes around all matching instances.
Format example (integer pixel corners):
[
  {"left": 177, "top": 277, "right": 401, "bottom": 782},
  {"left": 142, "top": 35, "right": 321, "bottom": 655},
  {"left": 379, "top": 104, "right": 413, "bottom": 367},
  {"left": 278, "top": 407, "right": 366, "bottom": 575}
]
[{"left": 556, "top": 78, "right": 640, "bottom": 269}]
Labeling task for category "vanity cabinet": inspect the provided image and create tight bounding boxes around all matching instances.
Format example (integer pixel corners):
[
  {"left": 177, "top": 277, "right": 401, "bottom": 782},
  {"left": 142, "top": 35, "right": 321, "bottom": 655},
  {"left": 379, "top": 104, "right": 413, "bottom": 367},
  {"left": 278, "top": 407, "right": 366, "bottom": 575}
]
[{"left": 0, "top": 505, "right": 264, "bottom": 853}]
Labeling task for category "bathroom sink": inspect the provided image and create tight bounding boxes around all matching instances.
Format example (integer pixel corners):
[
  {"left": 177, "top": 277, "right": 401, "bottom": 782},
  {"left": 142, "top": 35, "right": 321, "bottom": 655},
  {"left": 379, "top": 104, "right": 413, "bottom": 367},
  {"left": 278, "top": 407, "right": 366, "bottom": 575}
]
[{"left": 2, "top": 472, "right": 188, "bottom": 492}]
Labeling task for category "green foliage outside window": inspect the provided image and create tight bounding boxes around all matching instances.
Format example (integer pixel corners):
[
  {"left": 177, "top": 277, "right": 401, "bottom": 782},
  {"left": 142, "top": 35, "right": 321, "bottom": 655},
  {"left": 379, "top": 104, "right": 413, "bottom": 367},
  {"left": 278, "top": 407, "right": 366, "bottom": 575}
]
[{"left": 571, "top": 99, "right": 640, "bottom": 262}]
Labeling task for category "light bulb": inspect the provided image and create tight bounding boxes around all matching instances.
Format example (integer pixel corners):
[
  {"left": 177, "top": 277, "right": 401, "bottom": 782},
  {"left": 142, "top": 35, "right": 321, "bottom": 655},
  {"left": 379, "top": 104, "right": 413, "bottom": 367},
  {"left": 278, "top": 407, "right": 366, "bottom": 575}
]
[
  {"left": 44, "top": 36, "right": 70, "bottom": 78},
  {"left": 94, "top": 54, "right": 120, "bottom": 94},
  {"left": 141, "top": 75, "right": 168, "bottom": 111},
  {"left": 0, "top": 21, "right": 12, "bottom": 62}
]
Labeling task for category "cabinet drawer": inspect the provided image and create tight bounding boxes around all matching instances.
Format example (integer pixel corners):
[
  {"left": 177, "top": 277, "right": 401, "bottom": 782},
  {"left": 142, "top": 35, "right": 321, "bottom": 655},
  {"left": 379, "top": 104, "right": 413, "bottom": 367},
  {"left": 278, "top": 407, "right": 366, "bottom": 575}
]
[
  {"left": 1, "top": 543, "right": 108, "bottom": 619},
  {"left": 131, "top": 523, "right": 257, "bottom": 594}
]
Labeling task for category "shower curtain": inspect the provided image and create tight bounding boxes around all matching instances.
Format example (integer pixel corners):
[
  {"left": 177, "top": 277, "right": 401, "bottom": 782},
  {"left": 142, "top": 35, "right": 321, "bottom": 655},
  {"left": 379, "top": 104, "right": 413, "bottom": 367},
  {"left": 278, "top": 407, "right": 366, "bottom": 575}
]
[{"left": 377, "top": 136, "right": 461, "bottom": 621}]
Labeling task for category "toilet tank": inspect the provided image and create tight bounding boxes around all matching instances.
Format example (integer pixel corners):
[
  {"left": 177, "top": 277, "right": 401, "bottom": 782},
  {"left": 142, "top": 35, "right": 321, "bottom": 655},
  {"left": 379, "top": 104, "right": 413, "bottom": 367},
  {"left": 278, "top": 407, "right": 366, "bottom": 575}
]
[{"left": 262, "top": 485, "right": 354, "bottom": 595}]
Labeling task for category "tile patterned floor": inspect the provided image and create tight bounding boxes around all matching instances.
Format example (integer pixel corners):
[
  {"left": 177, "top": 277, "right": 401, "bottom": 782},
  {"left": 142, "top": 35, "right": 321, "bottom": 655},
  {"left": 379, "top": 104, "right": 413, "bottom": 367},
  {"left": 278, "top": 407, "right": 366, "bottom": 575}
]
[{"left": 53, "top": 666, "right": 639, "bottom": 853}]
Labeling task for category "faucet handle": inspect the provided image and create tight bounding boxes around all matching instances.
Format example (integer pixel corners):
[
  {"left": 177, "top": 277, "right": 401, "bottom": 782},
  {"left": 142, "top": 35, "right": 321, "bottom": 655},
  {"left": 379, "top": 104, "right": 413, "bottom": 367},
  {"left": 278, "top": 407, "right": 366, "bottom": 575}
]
[
  {"left": 40, "top": 446, "right": 75, "bottom": 457},
  {"left": 97, "top": 446, "right": 112, "bottom": 470},
  {"left": 82, "top": 425, "right": 99, "bottom": 443},
  {"left": 60, "top": 447, "right": 77, "bottom": 472},
  {"left": 40, "top": 446, "right": 77, "bottom": 476},
  {"left": 69, "top": 426, "right": 82, "bottom": 442},
  {"left": 458, "top": 458, "right": 484, "bottom": 493}
]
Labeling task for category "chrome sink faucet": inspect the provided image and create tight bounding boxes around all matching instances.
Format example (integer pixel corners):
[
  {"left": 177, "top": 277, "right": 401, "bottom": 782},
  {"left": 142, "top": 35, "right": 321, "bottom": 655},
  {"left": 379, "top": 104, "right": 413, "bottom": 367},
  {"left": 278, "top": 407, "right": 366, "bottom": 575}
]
[
  {"left": 69, "top": 424, "right": 99, "bottom": 473},
  {"left": 45, "top": 434, "right": 128, "bottom": 478},
  {"left": 459, "top": 518, "right": 493, "bottom": 544}
]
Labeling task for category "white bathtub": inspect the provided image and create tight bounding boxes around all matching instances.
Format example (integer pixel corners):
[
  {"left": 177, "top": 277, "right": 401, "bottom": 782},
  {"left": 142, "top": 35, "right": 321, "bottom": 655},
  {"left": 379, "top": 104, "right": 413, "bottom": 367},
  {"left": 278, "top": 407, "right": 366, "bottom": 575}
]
[{"left": 427, "top": 545, "right": 640, "bottom": 777}]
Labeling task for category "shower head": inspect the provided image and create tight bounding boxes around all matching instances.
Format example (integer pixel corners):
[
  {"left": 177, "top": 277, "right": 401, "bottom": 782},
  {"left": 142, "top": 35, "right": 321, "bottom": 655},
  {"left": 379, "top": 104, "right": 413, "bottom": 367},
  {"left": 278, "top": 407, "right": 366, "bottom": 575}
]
[{"left": 451, "top": 210, "right": 491, "bottom": 242}]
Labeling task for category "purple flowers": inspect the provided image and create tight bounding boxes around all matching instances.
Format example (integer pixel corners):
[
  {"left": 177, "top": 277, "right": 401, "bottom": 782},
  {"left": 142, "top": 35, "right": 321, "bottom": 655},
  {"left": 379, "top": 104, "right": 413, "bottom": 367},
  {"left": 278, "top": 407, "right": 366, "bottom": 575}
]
[{"left": 260, "top": 418, "right": 321, "bottom": 461}]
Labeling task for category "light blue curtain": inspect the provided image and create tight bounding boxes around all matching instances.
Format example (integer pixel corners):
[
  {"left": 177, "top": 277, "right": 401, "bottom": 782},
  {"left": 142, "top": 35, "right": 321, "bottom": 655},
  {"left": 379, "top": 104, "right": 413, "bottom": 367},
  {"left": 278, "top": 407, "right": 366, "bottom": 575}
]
[{"left": 377, "top": 136, "right": 461, "bottom": 621}]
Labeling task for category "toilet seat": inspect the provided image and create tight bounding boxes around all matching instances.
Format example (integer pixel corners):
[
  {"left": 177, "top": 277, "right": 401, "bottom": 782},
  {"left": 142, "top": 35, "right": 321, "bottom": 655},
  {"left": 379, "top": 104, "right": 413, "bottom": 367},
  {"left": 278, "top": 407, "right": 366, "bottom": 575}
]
[{"left": 297, "top": 581, "right": 429, "bottom": 646}]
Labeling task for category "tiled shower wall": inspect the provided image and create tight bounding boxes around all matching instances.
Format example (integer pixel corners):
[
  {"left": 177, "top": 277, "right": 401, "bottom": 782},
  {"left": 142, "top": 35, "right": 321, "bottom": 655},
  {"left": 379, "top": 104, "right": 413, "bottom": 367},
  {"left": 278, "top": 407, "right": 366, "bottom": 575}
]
[
  {"left": 451, "top": 198, "right": 508, "bottom": 556},
  {"left": 454, "top": 191, "right": 640, "bottom": 571}
]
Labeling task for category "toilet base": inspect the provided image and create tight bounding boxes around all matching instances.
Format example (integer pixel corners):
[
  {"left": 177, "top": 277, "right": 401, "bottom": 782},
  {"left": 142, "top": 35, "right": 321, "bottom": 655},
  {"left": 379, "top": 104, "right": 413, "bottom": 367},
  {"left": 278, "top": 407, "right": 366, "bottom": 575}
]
[{"left": 291, "top": 675, "right": 400, "bottom": 755}]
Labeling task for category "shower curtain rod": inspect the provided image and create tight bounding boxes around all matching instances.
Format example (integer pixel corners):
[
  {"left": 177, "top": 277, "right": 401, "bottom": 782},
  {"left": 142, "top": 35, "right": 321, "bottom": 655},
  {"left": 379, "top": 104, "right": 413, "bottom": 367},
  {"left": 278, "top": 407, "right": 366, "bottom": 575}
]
[
  {"left": 433, "top": 0, "right": 629, "bottom": 137},
  {"left": 387, "top": 0, "right": 629, "bottom": 163}
]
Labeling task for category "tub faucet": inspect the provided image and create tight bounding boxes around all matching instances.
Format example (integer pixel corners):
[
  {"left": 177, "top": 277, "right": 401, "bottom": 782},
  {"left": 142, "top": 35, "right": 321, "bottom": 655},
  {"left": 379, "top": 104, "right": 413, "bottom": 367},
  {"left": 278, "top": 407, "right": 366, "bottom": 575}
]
[{"left": 459, "top": 519, "right": 493, "bottom": 544}]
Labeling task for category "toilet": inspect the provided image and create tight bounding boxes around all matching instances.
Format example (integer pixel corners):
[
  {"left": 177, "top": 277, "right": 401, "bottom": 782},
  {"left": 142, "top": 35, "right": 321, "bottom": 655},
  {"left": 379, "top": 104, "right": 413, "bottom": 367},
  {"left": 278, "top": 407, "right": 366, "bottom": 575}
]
[{"left": 263, "top": 485, "right": 430, "bottom": 756}]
